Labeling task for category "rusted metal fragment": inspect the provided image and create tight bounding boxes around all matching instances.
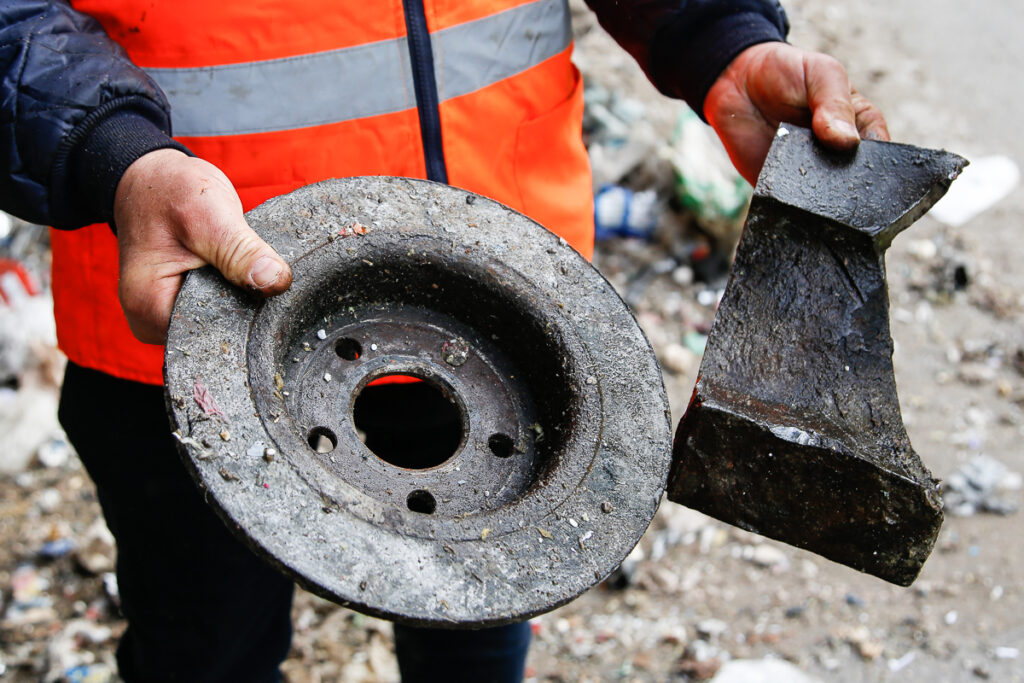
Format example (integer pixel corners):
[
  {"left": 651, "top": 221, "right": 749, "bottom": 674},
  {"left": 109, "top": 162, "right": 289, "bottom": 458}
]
[{"left": 669, "top": 126, "right": 966, "bottom": 586}]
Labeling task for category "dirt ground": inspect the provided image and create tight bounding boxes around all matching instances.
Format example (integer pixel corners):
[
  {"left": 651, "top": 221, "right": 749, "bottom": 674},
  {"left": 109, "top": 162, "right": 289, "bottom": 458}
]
[{"left": 1, "top": 0, "right": 1022, "bottom": 681}]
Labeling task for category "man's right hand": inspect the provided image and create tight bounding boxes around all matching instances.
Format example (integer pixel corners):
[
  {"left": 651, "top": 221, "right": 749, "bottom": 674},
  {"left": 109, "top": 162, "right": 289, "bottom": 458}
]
[
  {"left": 704, "top": 42, "right": 890, "bottom": 186},
  {"left": 114, "top": 148, "right": 293, "bottom": 345}
]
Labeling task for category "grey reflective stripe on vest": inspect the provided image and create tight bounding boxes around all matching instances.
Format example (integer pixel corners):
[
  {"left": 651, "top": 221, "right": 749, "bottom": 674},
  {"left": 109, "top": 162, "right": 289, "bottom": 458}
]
[
  {"left": 147, "top": 0, "right": 571, "bottom": 138},
  {"left": 149, "top": 39, "right": 416, "bottom": 137},
  {"left": 433, "top": 0, "right": 570, "bottom": 101}
]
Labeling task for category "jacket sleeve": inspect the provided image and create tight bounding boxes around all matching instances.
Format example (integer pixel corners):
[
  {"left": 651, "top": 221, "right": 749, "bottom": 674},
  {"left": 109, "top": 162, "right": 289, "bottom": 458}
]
[
  {"left": 0, "top": 0, "right": 187, "bottom": 229},
  {"left": 583, "top": 0, "right": 789, "bottom": 118}
]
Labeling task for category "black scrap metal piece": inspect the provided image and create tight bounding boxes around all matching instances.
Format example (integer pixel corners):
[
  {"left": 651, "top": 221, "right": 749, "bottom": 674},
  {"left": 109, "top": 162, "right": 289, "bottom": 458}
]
[
  {"left": 669, "top": 126, "right": 966, "bottom": 585},
  {"left": 164, "top": 177, "right": 672, "bottom": 627}
]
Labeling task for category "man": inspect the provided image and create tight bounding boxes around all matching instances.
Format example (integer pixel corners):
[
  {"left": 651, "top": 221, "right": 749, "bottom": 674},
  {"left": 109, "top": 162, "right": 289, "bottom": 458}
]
[{"left": 0, "top": 1, "right": 887, "bottom": 680}]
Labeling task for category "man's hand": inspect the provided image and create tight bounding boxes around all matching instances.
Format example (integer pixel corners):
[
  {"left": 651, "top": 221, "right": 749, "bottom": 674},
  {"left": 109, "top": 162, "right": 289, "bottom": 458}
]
[
  {"left": 704, "top": 42, "right": 890, "bottom": 186},
  {"left": 114, "top": 149, "right": 293, "bottom": 344}
]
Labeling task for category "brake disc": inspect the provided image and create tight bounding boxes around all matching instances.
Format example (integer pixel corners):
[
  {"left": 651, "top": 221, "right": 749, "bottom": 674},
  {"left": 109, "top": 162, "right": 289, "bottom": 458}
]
[{"left": 164, "top": 177, "right": 671, "bottom": 627}]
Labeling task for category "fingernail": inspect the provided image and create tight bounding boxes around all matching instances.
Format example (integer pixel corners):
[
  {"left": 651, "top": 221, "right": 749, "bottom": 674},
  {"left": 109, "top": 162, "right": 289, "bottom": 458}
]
[
  {"left": 833, "top": 120, "right": 859, "bottom": 139},
  {"left": 250, "top": 256, "right": 283, "bottom": 288}
]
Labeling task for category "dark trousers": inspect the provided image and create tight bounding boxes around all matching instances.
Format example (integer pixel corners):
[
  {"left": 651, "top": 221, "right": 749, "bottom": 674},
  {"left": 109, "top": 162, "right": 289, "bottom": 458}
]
[{"left": 59, "top": 361, "right": 530, "bottom": 682}]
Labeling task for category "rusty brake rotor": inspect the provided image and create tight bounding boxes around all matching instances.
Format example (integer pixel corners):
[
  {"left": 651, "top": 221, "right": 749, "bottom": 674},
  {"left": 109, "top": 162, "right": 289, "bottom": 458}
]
[{"left": 164, "top": 177, "right": 672, "bottom": 627}]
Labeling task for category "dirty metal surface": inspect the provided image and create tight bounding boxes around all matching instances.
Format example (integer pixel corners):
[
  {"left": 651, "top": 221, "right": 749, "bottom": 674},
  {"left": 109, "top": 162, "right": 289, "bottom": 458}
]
[
  {"left": 164, "top": 177, "right": 672, "bottom": 627},
  {"left": 669, "top": 126, "right": 966, "bottom": 585}
]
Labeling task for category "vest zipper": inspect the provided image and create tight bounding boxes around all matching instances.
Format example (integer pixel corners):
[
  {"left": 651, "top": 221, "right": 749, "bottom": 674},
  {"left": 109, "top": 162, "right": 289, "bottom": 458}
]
[{"left": 402, "top": 0, "right": 448, "bottom": 184}]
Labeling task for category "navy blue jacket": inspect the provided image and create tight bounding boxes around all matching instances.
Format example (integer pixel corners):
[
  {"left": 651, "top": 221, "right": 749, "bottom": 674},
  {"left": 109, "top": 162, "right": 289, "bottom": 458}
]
[{"left": 0, "top": 0, "right": 787, "bottom": 229}]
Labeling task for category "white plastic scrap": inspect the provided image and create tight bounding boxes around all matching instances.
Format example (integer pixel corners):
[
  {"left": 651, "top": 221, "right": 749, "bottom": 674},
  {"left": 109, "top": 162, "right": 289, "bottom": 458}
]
[{"left": 929, "top": 155, "right": 1019, "bottom": 227}]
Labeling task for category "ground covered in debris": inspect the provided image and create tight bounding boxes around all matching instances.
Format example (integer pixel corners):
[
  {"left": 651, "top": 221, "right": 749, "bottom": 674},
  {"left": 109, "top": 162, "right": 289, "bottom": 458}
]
[{"left": 2, "top": 0, "right": 1022, "bottom": 681}]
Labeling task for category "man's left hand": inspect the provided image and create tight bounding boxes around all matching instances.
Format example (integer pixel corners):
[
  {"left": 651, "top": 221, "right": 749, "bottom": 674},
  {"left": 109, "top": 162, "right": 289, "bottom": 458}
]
[{"left": 704, "top": 42, "right": 890, "bottom": 185}]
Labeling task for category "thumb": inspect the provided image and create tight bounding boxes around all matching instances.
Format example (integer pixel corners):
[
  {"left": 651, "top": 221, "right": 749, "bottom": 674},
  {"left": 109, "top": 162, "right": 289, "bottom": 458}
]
[
  {"left": 804, "top": 54, "right": 860, "bottom": 151},
  {"left": 185, "top": 199, "right": 293, "bottom": 296}
]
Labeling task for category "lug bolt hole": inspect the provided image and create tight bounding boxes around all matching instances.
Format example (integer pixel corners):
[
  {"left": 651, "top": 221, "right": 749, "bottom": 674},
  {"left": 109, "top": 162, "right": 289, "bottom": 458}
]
[
  {"left": 335, "top": 338, "right": 362, "bottom": 360},
  {"left": 307, "top": 426, "right": 338, "bottom": 453},
  {"left": 488, "top": 433, "right": 515, "bottom": 458},
  {"left": 407, "top": 489, "right": 436, "bottom": 515}
]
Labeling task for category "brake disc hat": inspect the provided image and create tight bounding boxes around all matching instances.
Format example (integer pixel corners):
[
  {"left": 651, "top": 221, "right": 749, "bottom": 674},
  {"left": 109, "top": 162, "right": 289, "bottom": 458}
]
[{"left": 164, "top": 177, "right": 671, "bottom": 627}]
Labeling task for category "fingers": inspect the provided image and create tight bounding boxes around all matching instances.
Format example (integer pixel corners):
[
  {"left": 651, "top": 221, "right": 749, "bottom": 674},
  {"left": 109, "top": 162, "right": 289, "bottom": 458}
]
[
  {"left": 119, "top": 267, "right": 194, "bottom": 344},
  {"left": 852, "top": 90, "right": 890, "bottom": 141}
]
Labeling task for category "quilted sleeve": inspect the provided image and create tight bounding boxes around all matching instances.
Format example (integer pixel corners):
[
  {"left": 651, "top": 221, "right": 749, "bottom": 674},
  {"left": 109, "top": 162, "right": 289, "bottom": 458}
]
[
  {"left": 0, "top": 0, "right": 183, "bottom": 228},
  {"left": 584, "top": 0, "right": 790, "bottom": 117}
]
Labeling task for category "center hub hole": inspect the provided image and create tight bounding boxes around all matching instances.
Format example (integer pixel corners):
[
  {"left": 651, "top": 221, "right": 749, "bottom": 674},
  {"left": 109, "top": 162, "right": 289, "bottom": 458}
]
[{"left": 352, "top": 375, "right": 463, "bottom": 469}]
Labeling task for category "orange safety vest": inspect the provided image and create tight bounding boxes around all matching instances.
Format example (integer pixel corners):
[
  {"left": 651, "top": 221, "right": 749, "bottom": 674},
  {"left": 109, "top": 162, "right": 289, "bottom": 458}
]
[{"left": 52, "top": 0, "right": 595, "bottom": 385}]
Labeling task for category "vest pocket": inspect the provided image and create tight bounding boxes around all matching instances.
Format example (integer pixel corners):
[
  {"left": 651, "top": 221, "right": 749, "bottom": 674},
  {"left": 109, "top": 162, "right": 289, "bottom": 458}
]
[{"left": 513, "top": 68, "right": 594, "bottom": 256}]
